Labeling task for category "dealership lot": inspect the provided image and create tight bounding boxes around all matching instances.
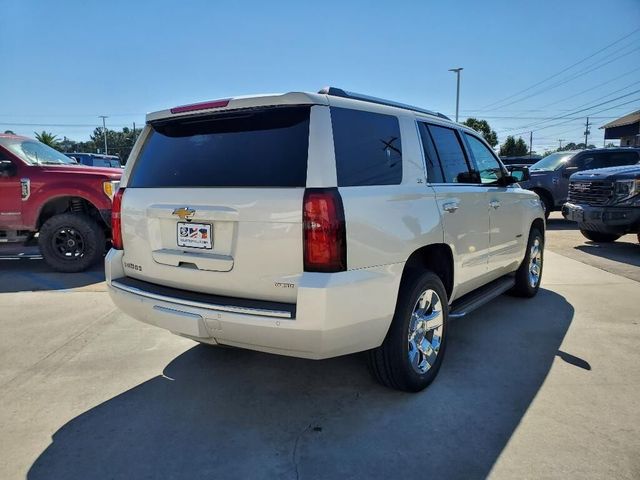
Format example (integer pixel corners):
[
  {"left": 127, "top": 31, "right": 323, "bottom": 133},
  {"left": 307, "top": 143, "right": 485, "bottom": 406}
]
[{"left": 0, "top": 216, "right": 639, "bottom": 480}]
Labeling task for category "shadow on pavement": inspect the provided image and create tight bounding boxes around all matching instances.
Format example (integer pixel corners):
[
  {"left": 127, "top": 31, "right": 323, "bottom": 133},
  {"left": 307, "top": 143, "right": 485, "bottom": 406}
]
[
  {"left": 28, "top": 289, "right": 574, "bottom": 480},
  {"left": 575, "top": 240, "right": 640, "bottom": 268},
  {"left": 546, "top": 216, "right": 578, "bottom": 231},
  {"left": 0, "top": 259, "right": 104, "bottom": 292}
]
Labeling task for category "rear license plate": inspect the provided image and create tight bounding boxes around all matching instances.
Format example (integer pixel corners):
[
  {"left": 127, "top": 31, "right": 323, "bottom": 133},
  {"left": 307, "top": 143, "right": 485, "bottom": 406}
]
[{"left": 177, "top": 222, "right": 213, "bottom": 249}]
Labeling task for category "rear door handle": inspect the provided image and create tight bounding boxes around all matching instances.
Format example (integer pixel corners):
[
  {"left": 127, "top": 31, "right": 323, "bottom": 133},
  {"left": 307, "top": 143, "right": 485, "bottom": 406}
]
[
  {"left": 443, "top": 202, "right": 459, "bottom": 213},
  {"left": 489, "top": 200, "right": 501, "bottom": 209}
]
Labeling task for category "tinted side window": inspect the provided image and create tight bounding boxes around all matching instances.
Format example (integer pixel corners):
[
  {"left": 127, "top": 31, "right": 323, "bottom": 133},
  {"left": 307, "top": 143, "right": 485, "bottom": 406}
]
[
  {"left": 417, "top": 122, "right": 444, "bottom": 183},
  {"left": 331, "top": 108, "right": 402, "bottom": 186},
  {"left": 571, "top": 154, "right": 595, "bottom": 170},
  {"left": 428, "top": 125, "right": 472, "bottom": 183},
  {"left": 464, "top": 133, "right": 504, "bottom": 184},
  {"left": 596, "top": 151, "right": 639, "bottom": 168}
]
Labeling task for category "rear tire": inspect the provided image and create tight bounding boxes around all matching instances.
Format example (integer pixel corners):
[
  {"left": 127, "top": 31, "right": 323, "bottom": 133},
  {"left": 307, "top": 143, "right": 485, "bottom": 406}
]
[
  {"left": 511, "top": 227, "right": 544, "bottom": 298},
  {"left": 580, "top": 230, "right": 620, "bottom": 243},
  {"left": 39, "top": 213, "right": 106, "bottom": 273},
  {"left": 367, "top": 271, "right": 448, "bottom": 392}
]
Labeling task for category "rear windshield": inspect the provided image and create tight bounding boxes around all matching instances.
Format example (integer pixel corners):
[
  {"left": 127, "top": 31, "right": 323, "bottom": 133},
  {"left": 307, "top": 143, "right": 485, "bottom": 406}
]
[{"left": 128, "top": 106, "right": 310, "bottom": 188}]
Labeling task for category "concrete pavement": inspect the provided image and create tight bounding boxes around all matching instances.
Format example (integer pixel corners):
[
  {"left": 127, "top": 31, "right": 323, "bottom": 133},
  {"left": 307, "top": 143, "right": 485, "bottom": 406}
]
[
  {"left": 0, "top": 251, "right": 638, "bottom": 479},
  {"left": 546, "top": 212, "right": 640, "bottom": 282}
]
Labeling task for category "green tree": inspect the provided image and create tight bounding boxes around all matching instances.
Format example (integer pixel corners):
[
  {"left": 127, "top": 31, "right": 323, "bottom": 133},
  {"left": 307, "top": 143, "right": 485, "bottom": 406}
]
[
  {"left": 34, "top": 131, "right": 61, "bottom": 149},
  {"left": 499, "top": 136, "right": 529, "bottom": 156},
  {"left": 462, "top": 118, "right": 498, "bottom": 147},
  {"left": 89, "top": 127, "right": 142, "bottom": 164},
  {"left": 559, "top": 142, "right": 595, "bottom": 151}
]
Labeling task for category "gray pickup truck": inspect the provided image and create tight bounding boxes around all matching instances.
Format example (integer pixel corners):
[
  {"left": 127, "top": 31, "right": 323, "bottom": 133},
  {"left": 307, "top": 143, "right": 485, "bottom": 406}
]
[
  {"left": 520, "top": 148, "right": 640, "bottom": 218},
  {"left": 562, "top": 164, "right": 640, "bottom": 243}
]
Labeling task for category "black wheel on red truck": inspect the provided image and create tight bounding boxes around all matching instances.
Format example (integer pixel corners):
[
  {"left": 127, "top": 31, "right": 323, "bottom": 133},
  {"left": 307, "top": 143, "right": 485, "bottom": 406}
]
[
  {"left": 580, "top": 229, "right": 620, "bottom": 243},
  {"left": 38, "top": 213, "right": 106, "bottom": 273}
]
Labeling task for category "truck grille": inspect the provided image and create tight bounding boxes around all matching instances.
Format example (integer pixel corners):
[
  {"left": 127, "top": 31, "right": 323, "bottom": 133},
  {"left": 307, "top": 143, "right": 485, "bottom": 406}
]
[{"left": 568, "top": 181, "right": 614, "bottom": 206}]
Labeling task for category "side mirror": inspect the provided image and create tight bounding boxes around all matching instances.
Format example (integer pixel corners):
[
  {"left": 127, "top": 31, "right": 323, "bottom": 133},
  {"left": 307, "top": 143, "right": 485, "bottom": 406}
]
[
  {"left": 0, "top": 160, "right": 17, "bottom": 178},
  {"left": 562, "top": 166, "right": 579, "bottom": 178},
  {"left": 506, "top": 165, "right": 530, "bottom": 182}
]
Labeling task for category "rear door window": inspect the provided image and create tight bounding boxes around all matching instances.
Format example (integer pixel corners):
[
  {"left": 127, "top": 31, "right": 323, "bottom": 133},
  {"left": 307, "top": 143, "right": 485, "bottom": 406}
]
[
  {"left": 331, "top": 107, "right": 402, "bottom": 186},
  {"left": 427, "top": 124, "right": 474, "bottom": 183},
  {"left": 128, "top": 106, "right": 311, "bottom": 188}
]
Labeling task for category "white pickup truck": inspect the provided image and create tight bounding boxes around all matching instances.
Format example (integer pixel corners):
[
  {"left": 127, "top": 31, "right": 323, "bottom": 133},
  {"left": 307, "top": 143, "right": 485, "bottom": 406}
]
[{"left": 106, "top": 87, "right": 545, "bottom": 392}]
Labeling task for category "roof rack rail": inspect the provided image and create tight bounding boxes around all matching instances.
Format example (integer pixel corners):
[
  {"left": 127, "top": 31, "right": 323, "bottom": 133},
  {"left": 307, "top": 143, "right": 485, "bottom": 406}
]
[{"left": 318, "top": 86, "right": 451, "bottom": 121}]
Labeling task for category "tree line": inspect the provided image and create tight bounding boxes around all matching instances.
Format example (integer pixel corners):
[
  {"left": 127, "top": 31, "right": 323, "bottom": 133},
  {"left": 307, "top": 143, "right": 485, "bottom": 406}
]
[
  {"left": 459, "top": 119, "right": 611, "bottom": 157},
  {"left": 8, "top": 117, "right": 615, "bottom": 163},
  {"left": 15, "top": 127, "right": 143, "bottom": 164}
]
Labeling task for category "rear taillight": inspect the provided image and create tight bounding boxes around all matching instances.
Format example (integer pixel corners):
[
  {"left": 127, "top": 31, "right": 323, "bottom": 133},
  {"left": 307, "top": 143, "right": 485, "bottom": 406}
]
[
  {"left": 303, "top": 188, "right": 346, "bottom": 272},
  {"left": 111, "top": 187, "right": 125, "bottom": 250}
]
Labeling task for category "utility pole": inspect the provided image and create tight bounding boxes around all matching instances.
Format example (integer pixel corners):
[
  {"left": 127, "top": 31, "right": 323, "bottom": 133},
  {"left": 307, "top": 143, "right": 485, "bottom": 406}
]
[
  {"left": 584, "top": 117, "right": 590, "bottom": 149},
  {"left": 133, "top": 121, "right": 137, "bottom": 142},
  {"left": 529, "top": 131, "right": 533, "bottom": 158},
  {"left": 99, "top": 116, "right": 108, "bottom": 154},
  {"left": 558, "top": 139, "right": 564, "bottom": 150},
  {"left": 448, "top": 67, "right": 463, "bottom": 122}
]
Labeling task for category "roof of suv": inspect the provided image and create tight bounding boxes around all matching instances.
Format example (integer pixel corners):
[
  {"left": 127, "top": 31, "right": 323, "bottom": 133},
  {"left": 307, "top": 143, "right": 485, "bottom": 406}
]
[
  {"left": 580, "top": 147, "right": 640, "bottom": 153},
  {"left": 146, "top": 87, "right": 455, "bottom": 126}
]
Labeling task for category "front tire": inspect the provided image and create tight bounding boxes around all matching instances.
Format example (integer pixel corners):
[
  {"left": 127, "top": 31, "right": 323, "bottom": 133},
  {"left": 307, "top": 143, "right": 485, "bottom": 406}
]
[
  {"left": 533, "top": 190, "right": 552, "bottom": 220},
  {"left": 368, "top": 271, "right": 448, "bottom": 392},
  {"left": 580, "top": 230, "right": 621, "bottom": 243},
  {"left": 511, "top": 227, "right": 544, "bottom": 297},
  {"left": 39, "top": 213, "right": 106, "bottom": 273}
]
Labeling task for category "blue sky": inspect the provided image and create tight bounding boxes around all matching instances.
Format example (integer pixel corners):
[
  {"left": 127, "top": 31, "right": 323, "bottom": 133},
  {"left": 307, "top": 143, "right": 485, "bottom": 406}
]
[{"left": 1, "top": 0, "right": 639, "bottom": 153}]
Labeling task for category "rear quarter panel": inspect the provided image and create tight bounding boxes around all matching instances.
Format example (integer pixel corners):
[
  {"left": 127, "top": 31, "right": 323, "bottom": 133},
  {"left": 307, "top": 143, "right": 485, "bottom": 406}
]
[{"left": 338, "top": 114, "right": 443, "bottom": 269}]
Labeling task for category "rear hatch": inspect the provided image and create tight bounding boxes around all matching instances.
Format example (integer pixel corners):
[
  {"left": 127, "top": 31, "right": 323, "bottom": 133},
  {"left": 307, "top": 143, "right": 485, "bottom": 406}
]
[{"left": 119, "top": 105, "right": 311, "bottom": 303}]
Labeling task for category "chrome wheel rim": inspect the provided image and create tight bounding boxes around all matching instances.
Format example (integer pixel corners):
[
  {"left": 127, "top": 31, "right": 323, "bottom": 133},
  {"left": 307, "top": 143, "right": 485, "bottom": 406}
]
[
  {"left": 407, "top": 289, "right": 444, "bottom": 374},
  {"left": 528, "top": 237, "right": 542, "bottom": 288}
]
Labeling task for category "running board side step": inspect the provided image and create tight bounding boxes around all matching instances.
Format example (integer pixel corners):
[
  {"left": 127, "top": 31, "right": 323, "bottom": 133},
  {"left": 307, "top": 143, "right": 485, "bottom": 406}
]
[{"left": 449, "top": 275, "right": 515, "bottom": 319}]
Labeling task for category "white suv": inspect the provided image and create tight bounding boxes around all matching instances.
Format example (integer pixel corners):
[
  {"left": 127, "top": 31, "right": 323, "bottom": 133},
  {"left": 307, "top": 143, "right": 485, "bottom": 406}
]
[{"left": 106, "top": 87, "right": 545, "bottom": 392}]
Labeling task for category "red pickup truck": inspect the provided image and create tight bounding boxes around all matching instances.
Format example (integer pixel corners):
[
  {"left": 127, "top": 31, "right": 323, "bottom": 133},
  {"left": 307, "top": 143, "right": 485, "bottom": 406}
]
[{"left": 0, "top": 134, "right": 121, "bottom": 272}]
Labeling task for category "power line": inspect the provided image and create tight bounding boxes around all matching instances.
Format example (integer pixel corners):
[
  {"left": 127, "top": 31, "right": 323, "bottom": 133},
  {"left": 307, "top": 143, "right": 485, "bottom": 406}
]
[
  {"left": 484, "top": 44, "right": 640, "bottom": 111},
  {"left": 499, "top": 88, "right": 640, "bottom": 133},
  {"left": 0, "top": 113, "right": 146, "bottom": 118},
  {"left": 480, "top": 26, "right": 640, "bottom": 109},
  {"left": 508, "top": 97, "right": 640, "bottom": 137},
  {"left": 0, "top": 122, "right": 137, "bottom": 127},
  {"left": 536, "top": 65, "right": 640, "bottom": 109}
]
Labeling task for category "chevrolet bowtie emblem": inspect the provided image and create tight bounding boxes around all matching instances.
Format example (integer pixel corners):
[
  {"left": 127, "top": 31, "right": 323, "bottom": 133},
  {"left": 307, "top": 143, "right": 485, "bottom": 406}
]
[{"left": 172, "top": 207, "right": 196, "bottom": 221}]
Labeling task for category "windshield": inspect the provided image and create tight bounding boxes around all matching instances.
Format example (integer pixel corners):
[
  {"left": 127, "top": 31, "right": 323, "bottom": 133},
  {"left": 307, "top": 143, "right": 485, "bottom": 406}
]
[
  {"left": 530, "top": 152, "right": 576, "bottom": 171},
  {"left": 0, "top": 138, "right": 78, "bottom": 165}
]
